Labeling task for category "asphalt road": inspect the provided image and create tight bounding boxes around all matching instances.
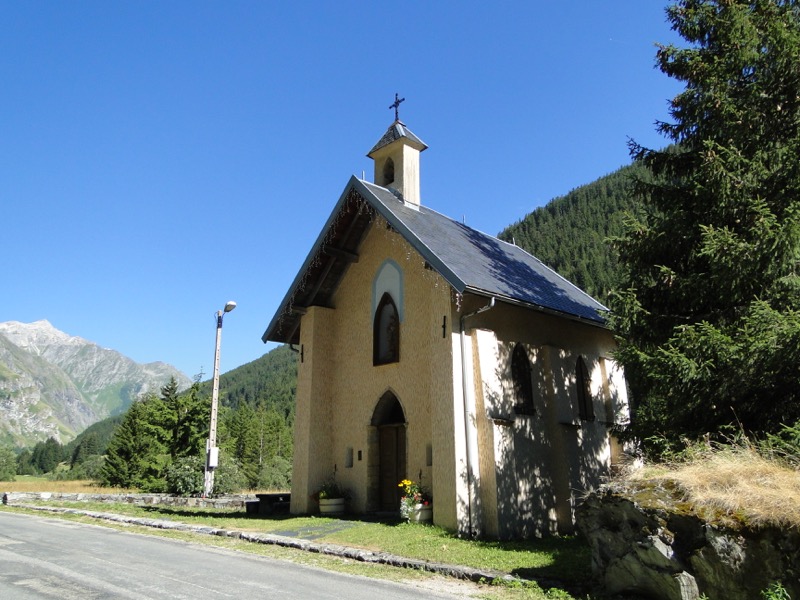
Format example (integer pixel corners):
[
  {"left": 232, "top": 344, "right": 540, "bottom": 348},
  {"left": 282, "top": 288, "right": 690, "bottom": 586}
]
[{"left": 0, "top": 511, "right": 463, "bottom": 599}]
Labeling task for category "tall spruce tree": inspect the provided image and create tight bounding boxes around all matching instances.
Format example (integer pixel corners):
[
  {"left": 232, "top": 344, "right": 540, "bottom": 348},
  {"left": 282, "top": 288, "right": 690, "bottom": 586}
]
[
  {"left": 0, "top": 445, "right": 17, "bottom": 481},
  {"left": 161, "top": 378, "right": 207, "bottom": 460},
  {"left": 613, "top": 0, "right": 800, "bottom": 451},
  {"left": 101, "top": 394, "right": 172, "bottom": 490},
  {"left": 29, "top": 437, "right": 65, "bottom": 474},
  {"left": 100, "top": 378, "right": 208, "bottom": 490}
]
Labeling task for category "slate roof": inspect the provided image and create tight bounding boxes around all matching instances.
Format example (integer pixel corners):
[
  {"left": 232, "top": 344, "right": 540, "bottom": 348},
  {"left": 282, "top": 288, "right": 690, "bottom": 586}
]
[
  {"left": 262, "top": 176, "right": 609, "bottom": 345},
  {"left": 368, "top": 121, "right": 428, "bottom": 156}
]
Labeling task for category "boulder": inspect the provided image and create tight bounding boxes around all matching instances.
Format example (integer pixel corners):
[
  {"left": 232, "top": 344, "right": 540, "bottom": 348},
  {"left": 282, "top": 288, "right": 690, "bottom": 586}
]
[{"left": 576, "top": 483, "right": 799, "bottom": 600}]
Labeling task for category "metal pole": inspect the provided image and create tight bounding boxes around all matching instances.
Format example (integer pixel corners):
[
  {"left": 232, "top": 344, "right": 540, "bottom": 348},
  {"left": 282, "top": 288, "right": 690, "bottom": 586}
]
[{"left": 203, "top": 309, "right": 226, "bottom": 497}]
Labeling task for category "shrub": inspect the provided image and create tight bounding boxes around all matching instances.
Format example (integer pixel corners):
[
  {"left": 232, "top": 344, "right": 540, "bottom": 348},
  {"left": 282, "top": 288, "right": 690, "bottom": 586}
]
[
  {"left": 760, "top": 421, "right": 800, "bottom": 469},
  {"left": 78, "top": 454, "right": 107, "bottom": 481},
  {"left": 761, "top": 582, "right": 790, "bottom": 600},
  {"left": 212, "top": 456, "right": 247, "bottom": 495},
  {"left": 256, "top": 455, "right": 291, "bottom": 491},
  {"left": 165, "top": 456, "right": 204, "bottom": 496},
  {"left": 52, "top": 454, "right": 107, "bottom": 481}
]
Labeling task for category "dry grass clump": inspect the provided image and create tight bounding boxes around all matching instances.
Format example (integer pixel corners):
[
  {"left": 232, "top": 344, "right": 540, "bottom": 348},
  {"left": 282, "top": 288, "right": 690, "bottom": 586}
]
[
  {"left": 629, "top": 444, "right": 800, "bottom": 528},
  {"left": 0, "top": 477, "right": 135, "bottom": 494}
]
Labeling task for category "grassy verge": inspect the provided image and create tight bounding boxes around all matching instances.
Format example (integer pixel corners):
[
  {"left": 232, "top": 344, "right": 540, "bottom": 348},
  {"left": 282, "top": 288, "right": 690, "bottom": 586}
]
[
  {"left": 4, "top": 500, "right": 589, "bottom": 582},
  {"left": 0, "top": 498, "right": 591, "bottom": 599}
]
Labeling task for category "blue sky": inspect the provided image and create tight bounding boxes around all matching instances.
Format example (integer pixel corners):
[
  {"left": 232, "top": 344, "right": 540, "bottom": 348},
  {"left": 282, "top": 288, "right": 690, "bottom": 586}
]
[{"left": 1, "top": 1, "right": 682, "bottom": 378}]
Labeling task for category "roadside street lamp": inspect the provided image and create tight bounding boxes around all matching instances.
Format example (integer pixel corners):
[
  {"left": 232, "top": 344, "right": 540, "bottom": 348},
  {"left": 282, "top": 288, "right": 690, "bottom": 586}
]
[{"left": 203, "top": 300, "right": 236, "bottom": 497}]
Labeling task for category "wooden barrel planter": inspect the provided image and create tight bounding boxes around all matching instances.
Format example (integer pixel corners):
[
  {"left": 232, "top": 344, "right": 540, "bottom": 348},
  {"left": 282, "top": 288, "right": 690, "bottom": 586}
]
[
  {"left": 318, "top": 497, "right": 345, "bottom": 515},
  {"left": 408, "top": 503, "right": 432, "bottom": 523}
]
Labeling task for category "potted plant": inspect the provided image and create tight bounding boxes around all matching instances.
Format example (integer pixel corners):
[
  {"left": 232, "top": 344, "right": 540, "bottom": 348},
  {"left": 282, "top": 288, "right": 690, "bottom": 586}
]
[
  {"left": 314, "top": 478, "right": 348, "bottom": 515},
  {"left": 398, "top": 478, "right": 432, "bottom": 523}
]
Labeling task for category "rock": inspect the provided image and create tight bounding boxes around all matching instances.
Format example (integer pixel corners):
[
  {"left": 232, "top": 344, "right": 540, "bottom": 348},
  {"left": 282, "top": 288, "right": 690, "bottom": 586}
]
[
  {"left": 0, "top": 320, "right": 191, "bottom": 446},
  {"left": 577, "top": 483, "right": 800, "bottom": 600}
]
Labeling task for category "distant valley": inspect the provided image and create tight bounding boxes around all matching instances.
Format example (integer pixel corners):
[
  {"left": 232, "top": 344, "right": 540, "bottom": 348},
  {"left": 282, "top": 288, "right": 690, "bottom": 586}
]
[{"left": 0, "top": 320, "right": 191, "bottom": 448}]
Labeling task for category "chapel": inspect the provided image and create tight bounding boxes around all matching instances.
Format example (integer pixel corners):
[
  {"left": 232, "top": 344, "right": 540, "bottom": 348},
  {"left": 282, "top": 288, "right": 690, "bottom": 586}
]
[{"left": 262, "top": 109, "right": 629, "bottom": 538}]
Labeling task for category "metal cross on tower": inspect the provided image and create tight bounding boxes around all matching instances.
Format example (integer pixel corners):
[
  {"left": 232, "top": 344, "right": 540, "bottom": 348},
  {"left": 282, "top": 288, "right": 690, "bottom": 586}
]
[{"left": 389, "top": 93, "right": 405, "bottom": 121}]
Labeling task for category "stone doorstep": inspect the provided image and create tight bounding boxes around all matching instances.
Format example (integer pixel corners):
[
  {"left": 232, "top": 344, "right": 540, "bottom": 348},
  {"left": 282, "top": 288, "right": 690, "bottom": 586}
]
[{"left": 3, "top": 502, "right": 576, "bottom": 594}]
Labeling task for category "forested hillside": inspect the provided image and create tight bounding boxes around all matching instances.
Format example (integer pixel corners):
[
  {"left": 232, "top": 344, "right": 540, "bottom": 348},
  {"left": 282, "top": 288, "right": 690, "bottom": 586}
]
[
  {"left": 498, "top": 162, "right": 646, "bottom": 302},
  {"left": 205, "top": 344, "right": 297, "bottom": 418}
]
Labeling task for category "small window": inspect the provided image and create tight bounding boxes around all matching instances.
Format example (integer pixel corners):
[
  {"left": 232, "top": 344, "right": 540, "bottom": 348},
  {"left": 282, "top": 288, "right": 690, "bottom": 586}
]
[
  {"left": 511, "top": 344, "right": 535, "bottom": 415},
  {"left": 382, "top": 157, "right": 395, "bottom": 185},
  {"left": 576, "top": 356, "right": 595, "bottom": 421},
  {"left": 373, "top": 292, "right": 399, "bottom": 365}
]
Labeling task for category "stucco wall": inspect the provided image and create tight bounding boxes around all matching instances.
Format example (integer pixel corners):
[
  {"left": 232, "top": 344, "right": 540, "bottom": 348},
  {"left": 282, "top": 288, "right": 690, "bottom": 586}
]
[
  {"left": 467, "top": 301, "right": 628, "bottom": 538},
  {"left": 291, "top": 216, "right": 454, "bottom": 520},
  {"left": 291, "top": 305, "right": 335, "bottom": 514}
]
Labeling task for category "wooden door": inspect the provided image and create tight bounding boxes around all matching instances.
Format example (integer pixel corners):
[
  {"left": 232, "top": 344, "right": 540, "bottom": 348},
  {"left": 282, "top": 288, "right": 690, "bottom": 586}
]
[{"left": 378, "top": 424, "right": 406, "bottom": 511}]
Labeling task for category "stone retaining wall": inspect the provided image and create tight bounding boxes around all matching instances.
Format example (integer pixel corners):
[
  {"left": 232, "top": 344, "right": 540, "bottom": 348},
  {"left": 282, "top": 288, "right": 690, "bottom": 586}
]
[
  {"left": 576, "top": 483, "right": 800, "bottom": 600},
  {"left": 2, "top": 491, "right": 252, "bottom": 510}
]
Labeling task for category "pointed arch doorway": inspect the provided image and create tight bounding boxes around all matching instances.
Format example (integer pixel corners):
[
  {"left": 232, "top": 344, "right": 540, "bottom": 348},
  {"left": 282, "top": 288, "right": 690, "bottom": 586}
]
[{"left": 370, "top": 391, "right": 407, "bottom": 512}]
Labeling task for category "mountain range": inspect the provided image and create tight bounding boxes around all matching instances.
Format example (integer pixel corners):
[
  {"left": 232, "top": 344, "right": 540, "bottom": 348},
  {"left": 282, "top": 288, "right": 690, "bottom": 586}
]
[{"left": 0, "top": 320, "right": 191, "bottom": 447}]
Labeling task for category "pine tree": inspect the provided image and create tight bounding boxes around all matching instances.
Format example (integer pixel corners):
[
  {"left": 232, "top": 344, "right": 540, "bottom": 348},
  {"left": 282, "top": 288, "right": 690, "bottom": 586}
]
[
  {"left": 223, "top": 403, "right": 292, "bottom": 489},
  {"left": 70, "top": 432, "right": 100, "bottom": 468},
  {"left": 30, "top": 437, "right": 64, "bottom": 474},
  {"left": 0, "top": 445, "right": 16, "bottom": 481},
  {"left": 161, "top": 378, "right": 208, "bottom": 460},
  {"left": 15, "top": 449, "right": 35, "bottom": 476},
  {"left": 101, "top": 396, "right": 170, "bottom": 489},
  {"left": 613, "top": 0, "right": 800, "bottom": 452}
]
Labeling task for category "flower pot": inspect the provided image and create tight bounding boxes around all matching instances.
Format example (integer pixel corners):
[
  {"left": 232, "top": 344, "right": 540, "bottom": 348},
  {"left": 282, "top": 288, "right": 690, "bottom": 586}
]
[
  {"left": 318, "top": 497, "right": 345, "bottom": 515},
  {"left": 408, "top": 503, "right": 432, "bottom": 523}
]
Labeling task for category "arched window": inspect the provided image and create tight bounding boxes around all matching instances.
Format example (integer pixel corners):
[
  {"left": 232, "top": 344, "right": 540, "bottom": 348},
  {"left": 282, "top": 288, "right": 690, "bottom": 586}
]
[
  {"left": 382, "top": 157, "right": 395, "bottom": 185},
  {"left": 373, "top": 292, "right": 399, "bottom": 365},
  {"left": 576, "top": 356, "right": 595, "bottom": 421},
  {"left": 511, "top": 344, "right": 534, "bottom": 415}
]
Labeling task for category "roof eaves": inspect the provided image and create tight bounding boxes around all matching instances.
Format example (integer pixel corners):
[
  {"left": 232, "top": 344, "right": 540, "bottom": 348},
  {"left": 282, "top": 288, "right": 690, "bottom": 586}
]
[{"left": 462, "top": 285, "right": 610, "bottom": 328}]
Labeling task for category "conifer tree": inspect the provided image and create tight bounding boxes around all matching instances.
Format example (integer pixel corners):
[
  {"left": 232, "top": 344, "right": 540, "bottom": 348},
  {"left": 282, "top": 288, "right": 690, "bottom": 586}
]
[
  {"left": 29, "top": 437, "right": 65, "bottom": 474},
  {"left": 0, "top": 445, "right": 17, "bottom": 481},
  {"left": 161, "top": 378, "right": 208, "bottom": 460},
  {"left": 100, "top": 378, "right": 205, "bottom": 490},
  {"left": 70, "top": 432, "right": 100, "bottom": 468},
  {"left": 613, "top": 0, "right": 800, "bottom": 451},
  {"left": 224, "top": 403, "right": 292, "bottom": 489},
  {"left": 101, "top": 395, "right": 170, "bottom": 489}
]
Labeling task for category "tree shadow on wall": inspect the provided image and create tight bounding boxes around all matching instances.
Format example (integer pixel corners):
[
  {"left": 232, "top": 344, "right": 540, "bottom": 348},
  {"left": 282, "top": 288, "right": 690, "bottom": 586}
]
[{"left": 486, "top": 345, "right": 612, "bottom": 541}]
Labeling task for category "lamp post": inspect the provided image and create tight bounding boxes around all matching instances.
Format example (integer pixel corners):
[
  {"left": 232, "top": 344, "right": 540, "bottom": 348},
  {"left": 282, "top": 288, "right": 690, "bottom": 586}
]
[{"left": 203, "top": 300, "right": 236, "bottom": 498}]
